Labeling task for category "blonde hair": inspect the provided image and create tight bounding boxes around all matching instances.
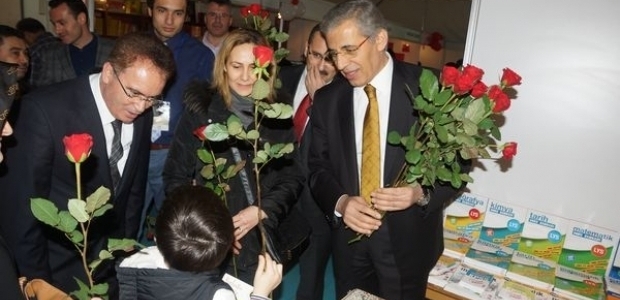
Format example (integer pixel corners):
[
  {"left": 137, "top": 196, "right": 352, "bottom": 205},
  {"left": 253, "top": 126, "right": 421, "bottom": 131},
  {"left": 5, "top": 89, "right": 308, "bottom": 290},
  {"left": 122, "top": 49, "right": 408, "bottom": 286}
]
[{"left": 211, "top": 28, "right": 277, "bottom": 108}]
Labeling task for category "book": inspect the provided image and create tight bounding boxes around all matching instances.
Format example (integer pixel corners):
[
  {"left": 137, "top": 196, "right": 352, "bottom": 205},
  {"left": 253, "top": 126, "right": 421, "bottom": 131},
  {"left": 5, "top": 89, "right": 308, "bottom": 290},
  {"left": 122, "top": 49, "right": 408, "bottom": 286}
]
[
  {"left": 443, "top": 192, "right": 489, "bottom": 258},
  {"left": 553, "top": 265, "right": 605, "bottom": 300},
  {"left": 340, "top": 289, "right": 385, "bottom": 300},
  {"left": 465, "top": 200, "right": 528, "bottom": 276},
  {"left": 444, "top": 264, "right": 504, "bottom": 299},
  {"left": 428, "top": 254, "right": 461, "bottom": 288},
  {"left": 606, "top": 240, "right": 620, "bottom": 299},
  {"left": 223, "top": 273, "right": 253, "bottom": 300},
  {"left": 497, "top": 280, "right": 563, "bottom": 300},
  {"left": 506, "top": 209, "right": 569, "bottom": 292},
  {"left": 558, "top": 220, "right": 618, "bottom": 277}
]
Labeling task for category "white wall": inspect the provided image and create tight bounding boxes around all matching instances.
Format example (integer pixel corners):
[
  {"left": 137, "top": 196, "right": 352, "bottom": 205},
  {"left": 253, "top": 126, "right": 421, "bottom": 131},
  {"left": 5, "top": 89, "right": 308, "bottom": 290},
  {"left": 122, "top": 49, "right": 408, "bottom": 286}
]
[{"left": 464, "top": 0, "right": 620, "bottom": 233}]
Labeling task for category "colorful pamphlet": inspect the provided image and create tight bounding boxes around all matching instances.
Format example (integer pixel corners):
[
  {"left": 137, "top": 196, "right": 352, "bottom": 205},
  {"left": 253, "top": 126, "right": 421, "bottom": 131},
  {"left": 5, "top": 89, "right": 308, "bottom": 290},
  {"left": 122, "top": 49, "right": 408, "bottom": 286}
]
[
  {"left": 443, "top": 192, "right": 489, "bottom": 258},
  {"left": 558, "top": 220, "right": 618, "bottom": 277},
  {"left": 444, "top": 264, "right": 504, "bottom": 299},
  {"left": 553, "top": 265, "right": 605, "bottom": 300},
  {"left": 428, "top": 254, "right": 462, "bottom": 288}
]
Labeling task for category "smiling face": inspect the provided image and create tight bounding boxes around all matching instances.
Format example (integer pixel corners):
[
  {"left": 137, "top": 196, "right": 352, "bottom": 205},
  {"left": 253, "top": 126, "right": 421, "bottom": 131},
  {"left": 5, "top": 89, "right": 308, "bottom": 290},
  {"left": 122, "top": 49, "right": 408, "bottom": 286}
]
[
  {"left": 149, "top": 0, "right": 187, "bottom": 42},
  {"left": 49, "top": 3, "right": 88, "bottom": 46},
  {"left": 306, "top": 31, "right": 337, "bottom": 84},
  {"left": 100, "top": 59, "right": 168, "bottom": 123},
  {"left": 324, "top": 19, "right": 388, "bottom": 87},
  {"left": 225, "top": 43, "right": 257, "bottom": 97},
  {"left": 0, "top": 36, "right": 29, "bottom": 80}
]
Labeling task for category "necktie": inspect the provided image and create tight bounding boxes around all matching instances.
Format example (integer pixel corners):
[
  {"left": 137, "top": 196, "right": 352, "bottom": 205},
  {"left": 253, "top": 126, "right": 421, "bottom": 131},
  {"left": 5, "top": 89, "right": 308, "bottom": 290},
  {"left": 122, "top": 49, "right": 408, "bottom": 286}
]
[
  {"left": 361, "top": 84, "right": 380, "bottom": 204},
  {"left": 293, "top": 93, "right": 311, "bottom": 142},
  {"left": 109, "top": 120, "right": 123, "bottom": 193}
]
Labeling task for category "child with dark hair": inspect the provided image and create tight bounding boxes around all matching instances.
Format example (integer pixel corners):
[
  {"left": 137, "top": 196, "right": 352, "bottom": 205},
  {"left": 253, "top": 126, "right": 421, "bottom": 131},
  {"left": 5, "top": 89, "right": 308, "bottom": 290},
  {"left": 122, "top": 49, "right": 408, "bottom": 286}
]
[{"left": 117, "top": 185, "right": 282, "bottom": 300}]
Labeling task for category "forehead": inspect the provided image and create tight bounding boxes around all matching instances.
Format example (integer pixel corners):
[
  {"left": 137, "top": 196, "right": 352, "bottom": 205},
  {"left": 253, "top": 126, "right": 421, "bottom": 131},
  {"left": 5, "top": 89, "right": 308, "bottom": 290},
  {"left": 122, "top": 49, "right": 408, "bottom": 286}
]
[
  {"left": 207, "top": 2, "right": 230, "bottom": 12},
  {"left": 153, "top": 0, "right": 187, "bottom": 10},
  {"left": 308, "top": 32, "right": 327, "bottom": 50},
  {"left": 121, "top": 59, "right": 167, "bottom": 92},
  {"left": 0, "top": 37, "right": 27, "bottom": 52},
  {"left": 50, "top": 3, "right": 74, "bottom": 19},
  {"left": 324, "top": 19, "right": 364, "bottom": 49},
  {"left": 228, "top": 43, "right": 256, "bottom": 63}
]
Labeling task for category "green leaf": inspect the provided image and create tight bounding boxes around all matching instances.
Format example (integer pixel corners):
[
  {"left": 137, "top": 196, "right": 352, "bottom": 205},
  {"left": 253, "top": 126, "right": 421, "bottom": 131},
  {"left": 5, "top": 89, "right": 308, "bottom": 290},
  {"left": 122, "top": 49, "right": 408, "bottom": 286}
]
[
  {"left": 274, "top": 48, "right": 290, "bottom": 63},
  {"left": 278, "top": 103, "right": 294, "bottom": 119},
  {"left": 419, "top": 69, "right": 439, "bottom": 100},
  {"left": 434, "top": 124, "right": 448, "bottom": 143},
  {"left": 215, "top": 158, "right": 226, "bottom": 174},
  {"left": 85, "top": 186, "right": 111, "bottom": 214},
  {"left": 478, "top": 118, "right": 494, "bottom": 130},
  {"left": 200, "top": 165, "right": 215, "bottom": 179},
  {"left": 260, "top": 18, "right": 272, "bottom": 31},
  {"left": 206, "top": 123, "right": 230, "bottom": 141},
  {"left": 251, "top": 78, "right": 270, "bottom": 100},
  {"left": 405, "top": 149, "right": 421, "bottom": 164},
  {"left": 71, "top": 278, "right": 91, "bottom": 300},
  {"left": 280, "top": 143, "right": 295, "bottom": 155},
  {"left": 57, "top": 211, "right": 78, "bottom": 233},
  {"left": 263, "top": 102, "right": 282, "bottom": 118},
  {"left": 491, "top": 126, "right": 501, "bottom": 140},
  {"left": 90, "top": 282, "right": 109, "bottom": 296},
  {"left": 246, "top": 129, "right": 260, "bottom": 140},
  {"left": 463, "top": 98, "right": 487, "bottom": 124},
  {"left": 223, "top": 160, "right": 246, "bottom": 179},
  {"left": 462, "top": 119, "right": 478, "bottom": 136},
  {"left": 460, "top": 173, "right": 474, "bottom": 183},
  {"left": 436, "top": 166, "right": 452, "bottom": 181},
  {"left": 450, "top": 171, "right": 463, "bottom": 188},
  {"left": 414, "top": 95, "right": 427, "bottom": 110},
  {"left": 92, "top": 203, "right": 113, "bottom": 218},
  {"left": 456, "top": 133, "right": 476, "bottom": 147},
  {"left": 68, "top": 199, "right": 89, "bottom": 223},
  {"left": 108, "top": 238, "right": 140, "bottom": 252},
  {"left": 433, "top": 89, "right": 452, "bottom": 106},
  {"left": 387, "top": 131, "right": 402, "bottom": 145},
  {"left": 274, "top": 31, "right": 289, "bottom": 43},
  {"left": 68, "top": 229, "right": 84, "bottom": 244},
  {"left": 30, "top": 198, "right": 61, "bottom": 227},
  {"left": 89, "top": 258, "right": 103, "bottom": 271},
  {"left": 197, "top": 148, "right": 214, "bottom": 164},
  {"left": 99, "top": 249, "right": 113, "bottom": 260}
]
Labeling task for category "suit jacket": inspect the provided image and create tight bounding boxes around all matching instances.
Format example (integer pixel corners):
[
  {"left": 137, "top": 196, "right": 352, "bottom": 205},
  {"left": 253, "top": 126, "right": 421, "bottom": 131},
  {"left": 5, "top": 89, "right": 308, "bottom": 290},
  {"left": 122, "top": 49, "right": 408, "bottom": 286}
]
[
  {"left": 31, "top": 35, "right": 114, "bottom": 89},
  {"left": 307, "top": 59, "right": 465, "bottom": 279},
  {"left": 0, "top": 75, "right": 152, "bottom": 293}
]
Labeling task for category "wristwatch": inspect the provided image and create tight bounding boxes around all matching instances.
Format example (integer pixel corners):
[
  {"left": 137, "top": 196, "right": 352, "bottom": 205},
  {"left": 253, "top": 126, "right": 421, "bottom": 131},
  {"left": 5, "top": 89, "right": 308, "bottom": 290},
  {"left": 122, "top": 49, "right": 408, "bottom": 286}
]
[{"left": 416, "top": 189, "right": 431, "bottom": 206}]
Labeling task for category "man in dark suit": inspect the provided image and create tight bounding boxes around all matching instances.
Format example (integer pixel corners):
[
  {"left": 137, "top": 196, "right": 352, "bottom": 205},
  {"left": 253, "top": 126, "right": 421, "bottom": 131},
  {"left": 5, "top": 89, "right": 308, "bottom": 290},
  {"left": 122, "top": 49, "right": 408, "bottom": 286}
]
[
  {"left": 308, "top": 0, "right": 467, "bottom": 299},
  {"left": 0, "top": 32, "right": 175, "bottom": 294},
  {"left": 279, "top": 24, "right": 338, "bottom": 300}
]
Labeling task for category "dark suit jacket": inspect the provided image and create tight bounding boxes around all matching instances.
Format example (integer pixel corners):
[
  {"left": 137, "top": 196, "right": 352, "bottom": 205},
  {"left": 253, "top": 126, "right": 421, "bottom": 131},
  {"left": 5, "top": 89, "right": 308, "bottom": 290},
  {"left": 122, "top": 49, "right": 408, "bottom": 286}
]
[
  {"left": 307, "top": 60, "right": 465, "bottom": 281},
  {"left": 0, "top": 75, "right": 152, "bottom": 292}
]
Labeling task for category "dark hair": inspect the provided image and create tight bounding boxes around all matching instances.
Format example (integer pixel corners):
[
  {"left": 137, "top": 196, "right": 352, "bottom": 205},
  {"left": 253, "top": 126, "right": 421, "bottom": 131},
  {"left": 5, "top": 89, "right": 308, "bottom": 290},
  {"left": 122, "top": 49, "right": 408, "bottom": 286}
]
[
  {"left": 307, "top": 23, "right": 321, "bottom": 45},
  {"left": 155, "top": 185, "right": 234, "bottom": 273},
  {"left": 0, "top": 25, "right": 25, "bottom": 46},
  {"left": 15, "top": 18, "right": 46, "bottom": 34},
  {"left": 146, "top": 0, "right": 189, "bottom": 9},
  {"left": 320, "top": 0, "right": 387, "bottom": 37},
  {"left": 207, "top": 0, "right": 232, "bottom": 6},
  {"left": 48, "top": 0, "right": 89, "bottom": 24},
  {"left": 107, "top": 32, "right": 176, "bottom": 81}
]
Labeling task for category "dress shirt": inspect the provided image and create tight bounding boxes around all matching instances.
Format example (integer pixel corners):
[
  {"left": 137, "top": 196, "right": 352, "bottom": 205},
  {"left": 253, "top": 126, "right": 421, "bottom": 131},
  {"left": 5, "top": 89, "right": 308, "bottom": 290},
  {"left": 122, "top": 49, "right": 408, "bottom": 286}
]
[
  {"left": 202, "top": 32, "right": 222, "bottom": 57},
  {"left": 90, "top": 73, "right": 133, "bottom": 175}
]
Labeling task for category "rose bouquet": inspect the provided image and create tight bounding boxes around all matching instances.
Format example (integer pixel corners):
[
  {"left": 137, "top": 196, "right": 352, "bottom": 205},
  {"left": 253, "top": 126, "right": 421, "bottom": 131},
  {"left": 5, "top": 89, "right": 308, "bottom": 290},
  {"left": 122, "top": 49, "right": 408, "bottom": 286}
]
[
  {"left": 388, "top": 65, "right": 521, "bottom": 191},
  {"left": 239, "top": 3, "right": 290, "bottom": 63},
  {"left": 30, "top": 133, "right": 139, "bottom": 299}
]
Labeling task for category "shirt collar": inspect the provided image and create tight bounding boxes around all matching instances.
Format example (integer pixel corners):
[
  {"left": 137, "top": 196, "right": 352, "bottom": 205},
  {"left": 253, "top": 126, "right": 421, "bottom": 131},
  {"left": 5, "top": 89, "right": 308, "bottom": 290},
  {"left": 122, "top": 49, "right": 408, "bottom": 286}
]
[{"left": 90, "top": 73, "right": 115, "bottom": 125}]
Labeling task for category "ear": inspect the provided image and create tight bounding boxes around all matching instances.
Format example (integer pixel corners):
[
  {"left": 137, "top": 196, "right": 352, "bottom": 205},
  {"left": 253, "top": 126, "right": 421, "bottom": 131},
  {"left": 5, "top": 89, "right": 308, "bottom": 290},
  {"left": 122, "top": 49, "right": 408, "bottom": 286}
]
[
  {"left": 374, "top": 28, "right": 389, "bottom": 52},
  {"left": 77, "top": 12, "right": 87, "bottom": 26},
  {"left": 101, "top": 62, "right": 113, "bottom": 84},
  {"left": 148, "top": 7, "right": 153, "bottom": 17}
]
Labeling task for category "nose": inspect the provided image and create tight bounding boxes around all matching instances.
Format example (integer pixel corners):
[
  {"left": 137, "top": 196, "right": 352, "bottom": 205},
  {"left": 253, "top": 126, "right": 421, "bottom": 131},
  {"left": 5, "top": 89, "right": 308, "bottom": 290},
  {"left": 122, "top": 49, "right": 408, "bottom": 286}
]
[
  {"left": 2, "top": 122, "right": 13, "bottom": 137},
  {"left": 241, "top": 67, "right": 251, "bottom": 81},
  {"left": 19, "top": 52, "right": 29, "bottom": 66},
  {"left": 165, "top": 12, "right": 173, "bottom": 24}
]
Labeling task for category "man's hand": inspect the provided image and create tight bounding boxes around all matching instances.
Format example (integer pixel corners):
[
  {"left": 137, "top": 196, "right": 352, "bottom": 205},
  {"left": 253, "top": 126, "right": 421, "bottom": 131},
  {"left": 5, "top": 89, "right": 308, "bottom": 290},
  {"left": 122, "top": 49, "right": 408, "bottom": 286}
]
[
  {"left": 370, "top": 185, "right": 424, "bottom": 212},
  {"left": 337, "top": 196, "right": 382, "bottom": 235},
  {"left": 305, "top": 65, "right": 327, "bottom": 99}
]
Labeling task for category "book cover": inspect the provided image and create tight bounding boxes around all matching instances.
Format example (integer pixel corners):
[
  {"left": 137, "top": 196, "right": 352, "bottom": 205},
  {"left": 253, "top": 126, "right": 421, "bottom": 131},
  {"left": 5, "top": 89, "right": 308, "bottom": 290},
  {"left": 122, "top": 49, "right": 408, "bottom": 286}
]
[
  {"left": 497, "top": 280, "right": 563, "bottom": 300},
  {"left": 443, "top": 192, "right": 489, "bottom": 258},
  {"left": 558, "top": 220, "right": 618, "bottom": 277},
  {"left": 444, "top": 264, "right": 504, "bottom": 299},
  {"left": 465, "top": 200, "right": 528, "bottom": 276},
  {"left": 507, "top": 209, "right": 569, "bottom": 291},
  {"left": 428, "top": 254, "right": 461, "bottom": 288},
  {"left": 553, "top": 265, "right": 605, "bottom": 300}
]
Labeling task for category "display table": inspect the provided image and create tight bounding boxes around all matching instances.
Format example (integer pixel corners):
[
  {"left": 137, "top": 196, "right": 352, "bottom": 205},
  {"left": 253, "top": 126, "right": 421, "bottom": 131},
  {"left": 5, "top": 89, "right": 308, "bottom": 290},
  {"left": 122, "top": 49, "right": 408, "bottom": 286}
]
[{"left": 426, "top": 283, "right": 466, "bottom": 300}]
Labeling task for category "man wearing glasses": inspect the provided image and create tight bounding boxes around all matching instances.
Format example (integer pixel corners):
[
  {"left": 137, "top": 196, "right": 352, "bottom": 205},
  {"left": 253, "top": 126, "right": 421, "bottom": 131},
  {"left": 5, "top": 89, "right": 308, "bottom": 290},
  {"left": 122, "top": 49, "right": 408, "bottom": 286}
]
[
  {"left": 307, "top": 0, "right": 467, "bottom": 299},
  {"left": 202, "top": 0, "right": 233, "bottom": 56},
  {"left": 0, "top": 32, "right": 175, "bottom": 295}
]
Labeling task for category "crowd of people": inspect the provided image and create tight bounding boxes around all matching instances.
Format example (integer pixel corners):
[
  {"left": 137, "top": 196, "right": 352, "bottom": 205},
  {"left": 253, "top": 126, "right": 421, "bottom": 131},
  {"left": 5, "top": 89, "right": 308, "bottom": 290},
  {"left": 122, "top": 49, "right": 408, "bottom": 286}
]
[{"left": 0, "top": 0, "right": 469, "bottom": 299}]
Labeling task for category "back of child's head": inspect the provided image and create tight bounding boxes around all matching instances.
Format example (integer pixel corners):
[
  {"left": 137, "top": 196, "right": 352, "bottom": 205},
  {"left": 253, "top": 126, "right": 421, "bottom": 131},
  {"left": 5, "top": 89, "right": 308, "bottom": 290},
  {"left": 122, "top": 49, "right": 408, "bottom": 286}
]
[{"left": 155, "top": 185, "right": 234, "bottom": 273}]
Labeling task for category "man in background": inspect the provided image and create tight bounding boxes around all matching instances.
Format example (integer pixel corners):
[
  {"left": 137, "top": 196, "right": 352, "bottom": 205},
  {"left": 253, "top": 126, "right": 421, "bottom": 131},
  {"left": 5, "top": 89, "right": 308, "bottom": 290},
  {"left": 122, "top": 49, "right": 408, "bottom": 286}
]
[
  {"left": 15, "top": 17, "right": 62, "bottom": 87},
  {"left": 279, "top": 24, "right": 337, "bottom": 300},
  {"left": 0, "top": 31, "right": 175, "bottom": 294},
  {"left": 201, "top": 0, "right": 233, "bottom": 56},
  {"left": 31, "top": 0, "right": 114, "bottom": 89},
  {"left": 0, "top": 25, "right": 29, "bottom": 82},
  {"left": 140, "top": 0, "right": 214, "bottom": 242},
  {"left": 308, "top": 0, "right": 468, "bottom": 298}
]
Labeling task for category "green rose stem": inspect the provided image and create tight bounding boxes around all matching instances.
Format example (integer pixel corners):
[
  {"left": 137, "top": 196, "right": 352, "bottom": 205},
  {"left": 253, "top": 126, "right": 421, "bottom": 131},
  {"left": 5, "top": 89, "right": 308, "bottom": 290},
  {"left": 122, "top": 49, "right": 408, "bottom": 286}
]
[{"left": 73, "top": 161, "right": 95, "bottom": 289}]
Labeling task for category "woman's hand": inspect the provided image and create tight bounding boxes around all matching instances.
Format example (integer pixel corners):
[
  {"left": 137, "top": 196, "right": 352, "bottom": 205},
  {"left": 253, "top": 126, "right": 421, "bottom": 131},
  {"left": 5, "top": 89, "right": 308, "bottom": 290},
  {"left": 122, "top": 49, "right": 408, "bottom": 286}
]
[
  {"left": 251, "top": 253, "right": 283, "bottom": 297},
  {"left": 232, "top": 206, "right": 266, "bottom": 254}
]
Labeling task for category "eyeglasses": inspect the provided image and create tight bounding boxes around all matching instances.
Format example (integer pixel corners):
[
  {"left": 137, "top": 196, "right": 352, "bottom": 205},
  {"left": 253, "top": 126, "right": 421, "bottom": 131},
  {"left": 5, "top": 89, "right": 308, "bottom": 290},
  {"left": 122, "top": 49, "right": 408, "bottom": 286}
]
[
  {"left": 326, "top": 35, "right": 371, "bottom": 63},
  {"left": 112, "top": 68, "right": 163, "bottom": 107},
  {"left": 206, "top": 12, "right": 231, "bottom": 19},
  {"left": 307, "top": 50, "right": 334, "bottom": 64}
]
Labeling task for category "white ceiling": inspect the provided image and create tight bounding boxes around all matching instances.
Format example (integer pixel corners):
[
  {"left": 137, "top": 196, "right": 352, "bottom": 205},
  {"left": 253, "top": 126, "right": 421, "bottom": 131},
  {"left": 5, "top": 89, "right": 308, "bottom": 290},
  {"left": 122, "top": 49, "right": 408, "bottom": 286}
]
[{"left": 323, "top": 0, "right": 472, "bottom": 45}]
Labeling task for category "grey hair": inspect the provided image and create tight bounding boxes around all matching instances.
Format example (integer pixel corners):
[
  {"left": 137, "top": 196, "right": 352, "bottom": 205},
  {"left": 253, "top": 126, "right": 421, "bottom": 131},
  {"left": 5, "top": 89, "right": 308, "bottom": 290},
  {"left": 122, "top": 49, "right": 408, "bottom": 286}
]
[{"left": 319, "top": 0, "right": 387, "bottom": 37}]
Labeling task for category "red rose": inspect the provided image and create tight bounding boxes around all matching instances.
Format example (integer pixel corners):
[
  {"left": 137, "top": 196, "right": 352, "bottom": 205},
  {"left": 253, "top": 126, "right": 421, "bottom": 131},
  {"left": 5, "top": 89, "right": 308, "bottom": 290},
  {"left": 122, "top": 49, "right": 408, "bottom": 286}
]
[
  {"left": 501, "top": 67, "right": 522, "bottom": 87},
  {"left": 502, "top": 142, "right": 518, "bottom": 159},
  {"left": 240, "top": 6, "right": 250, "bottom": 17},
  {"left": 248, "top": 3, "right": 262, "bottom": 16},
  {"left": 193, "top": 125, "right": 207, "bottom": 141},
  {"left": 253, "top": 45, "right": 274, "bottom": 67},
  {"left": 453, "top": 74, "right": 476, "bottom": 95},
  {"left": 462, "top": 65, "right": 484, "bottom": 83},
  {"left": 291, "top": 0, "right": 300, "bottom": 5},
  {"left": 260, "top": 9, "right": 270, "bottom": 19},
  {"left": 63, "top": 133, "right": 93, "bottom": 163},
  {"left": 440, "top": 66, "right": 459, "bottom": 87},
  {"left": 470, "top": 81, "right": 488, "bottom": 98},
  {"left": 488, "top": 85, "right": 511, "bottom": 112}
]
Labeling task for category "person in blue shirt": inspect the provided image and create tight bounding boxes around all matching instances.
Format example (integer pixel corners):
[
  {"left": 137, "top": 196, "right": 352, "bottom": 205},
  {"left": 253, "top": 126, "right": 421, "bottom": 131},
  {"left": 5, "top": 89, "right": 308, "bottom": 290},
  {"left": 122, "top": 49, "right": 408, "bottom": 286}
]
[{"left": 141, "top": 0, "right": 215, "bottom": 241}]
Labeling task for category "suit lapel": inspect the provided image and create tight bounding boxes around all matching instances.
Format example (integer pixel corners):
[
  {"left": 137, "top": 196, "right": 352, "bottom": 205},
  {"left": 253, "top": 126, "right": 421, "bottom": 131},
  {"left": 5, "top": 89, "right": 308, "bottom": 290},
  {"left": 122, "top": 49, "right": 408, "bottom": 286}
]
[{"left": 337, "top": 84, "right": 360, "bottom": 193}]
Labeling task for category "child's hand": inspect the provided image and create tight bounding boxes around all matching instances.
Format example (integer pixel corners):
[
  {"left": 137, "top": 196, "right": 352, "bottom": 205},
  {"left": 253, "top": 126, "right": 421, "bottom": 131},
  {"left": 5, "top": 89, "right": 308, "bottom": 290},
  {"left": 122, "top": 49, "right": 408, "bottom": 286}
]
[{"left": 251, "top": 253, "right": 283, "bottom": 297}]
